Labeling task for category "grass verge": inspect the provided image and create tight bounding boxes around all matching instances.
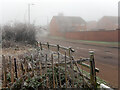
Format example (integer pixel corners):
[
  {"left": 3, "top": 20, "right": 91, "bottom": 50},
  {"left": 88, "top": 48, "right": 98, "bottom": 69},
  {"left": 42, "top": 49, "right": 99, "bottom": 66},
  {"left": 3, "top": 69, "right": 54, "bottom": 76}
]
[{"left": 49, "top": 36, "right": 119, "bottom": 46}]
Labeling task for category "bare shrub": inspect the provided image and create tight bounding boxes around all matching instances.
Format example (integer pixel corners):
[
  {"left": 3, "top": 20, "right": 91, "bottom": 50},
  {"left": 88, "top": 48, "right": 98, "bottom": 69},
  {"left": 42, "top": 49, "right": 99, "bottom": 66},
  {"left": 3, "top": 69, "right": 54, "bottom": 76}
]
[
  {"left": 2, "top": 25, "right": 15, "bottom": 41},
  {"left": 2, "top": 22, "right": 36, "bottom": 45}
]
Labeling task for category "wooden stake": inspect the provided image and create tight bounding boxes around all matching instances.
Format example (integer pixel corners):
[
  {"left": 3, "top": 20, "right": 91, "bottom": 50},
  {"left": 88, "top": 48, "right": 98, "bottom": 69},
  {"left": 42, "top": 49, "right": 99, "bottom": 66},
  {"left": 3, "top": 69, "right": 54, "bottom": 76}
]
[
  {"left": 65, "top": 51, "right": 68, "bottom": 88},
  {"left": 11, "top": 57, "right": 15, "bottom": 83},
  {"left": 89, "top": 51, "right": 97, "bottom": 89},
  {"left": 17, "top": 61, "right": 21, "bottom": 78},
  {"left": 24, "top": 58, "right": 28, "bottom": 74},
  {"left": 9, "top": 56, "right": 13, "bottom": 82},
  {"left": 39, "top": 61, "right": 42, "bottom": 76},
  {"left": 45, "top": 54, "right": 48, "bottom": 88},
  {"left": 69, "top": 48, "right": 74, "bottom": 87},
  {"left": 20, "top": 60, "right": 24, "bottom": 76},
  {"left": 14, "top": 58, "right": 18, "bottom": 79},
  {"left": 51, "top": 54, "right": 55, "bottom": 88},
  {"left": 57, "top": 45, "right": 61, "bottom": 87},
  {"left": 40, "top": 42, "right": 43, "bottom": 51},
  {"left": 2, "top": 55, "right": 7, "bottom": 87}
]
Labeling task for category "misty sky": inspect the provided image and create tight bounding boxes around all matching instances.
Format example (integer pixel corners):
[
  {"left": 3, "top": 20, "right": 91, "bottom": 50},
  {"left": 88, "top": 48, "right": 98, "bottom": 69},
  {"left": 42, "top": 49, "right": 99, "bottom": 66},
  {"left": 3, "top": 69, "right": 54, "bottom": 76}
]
[{"left": 0, "top": 0, "right": 119, "bottom": 26}]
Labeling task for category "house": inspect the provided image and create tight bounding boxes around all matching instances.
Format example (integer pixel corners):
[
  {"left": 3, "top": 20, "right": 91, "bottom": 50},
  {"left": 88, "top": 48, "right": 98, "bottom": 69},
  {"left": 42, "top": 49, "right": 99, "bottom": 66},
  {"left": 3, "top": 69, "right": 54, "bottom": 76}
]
[
  {"left": 97, "top": 16, "right": 118, "bottom": 30},
  {"left": 49, "top": 15, "right": 86, "bottom": 36},
  {"left": 86, "top": 21, "right": 97, "bottom": 31}
]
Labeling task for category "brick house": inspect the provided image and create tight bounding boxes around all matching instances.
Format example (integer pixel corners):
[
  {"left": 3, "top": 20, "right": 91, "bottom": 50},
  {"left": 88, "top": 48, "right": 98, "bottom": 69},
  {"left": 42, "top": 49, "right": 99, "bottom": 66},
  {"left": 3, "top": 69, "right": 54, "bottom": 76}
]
[
  {"left": 86, "top": 21, "right": 97, "bottom": 31},
  {"left": 49, "top": 16, "right": 86, "bottom": 36},
  {"left": 97, "top": 16, "right": 118, "bottom": 30}
]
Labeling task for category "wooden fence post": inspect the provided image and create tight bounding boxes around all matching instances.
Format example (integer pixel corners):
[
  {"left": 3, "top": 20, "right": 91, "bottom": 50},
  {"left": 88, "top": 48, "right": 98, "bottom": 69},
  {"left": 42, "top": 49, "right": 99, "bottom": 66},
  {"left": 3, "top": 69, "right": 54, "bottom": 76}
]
[
  {"left": 40, "top": 42, "right": 43, "bottom": 51},
  {"left": 2, "top": 55, "right": 7, "bottom": 87},
  {"left": 39, "top": 62, "right": 42, "bottom": 76},
  {"left": 45, "top": 54, "right": 49, "bottom": 88},
  {"left": 89, "top": 51, "right": 97, "bottom": 89},
  {"left": 47, "top": 42, "right": 50, "bottom": 50},
  {"left": 10, "top": 57, "right": 15, "bottom": 83},
  {"left": 69, "top": 48, "right": 74, "bottom": 87},
  {"left": 57, "top": 45, "right": 61, "bottom": 87},
  {"left": 24, "top": 58, "right": 28, "bottom": 74},
  {"left": 17, "top": 61, "right": 21, "bottom": 78},
  {"left": 14, "top": 58, "right": 18, "bottom": 79},
  {"left": 20, "top": 60, "right": 24, "bottom": 76},
  {"left": 51, "top": 54, "right": 55, "bottom": 88},
  {"left": 65, "top": 51, "right": 68, "bottom": 88},
  {"left": 9, "top": 56, "right": 13, "bottom": 82}
]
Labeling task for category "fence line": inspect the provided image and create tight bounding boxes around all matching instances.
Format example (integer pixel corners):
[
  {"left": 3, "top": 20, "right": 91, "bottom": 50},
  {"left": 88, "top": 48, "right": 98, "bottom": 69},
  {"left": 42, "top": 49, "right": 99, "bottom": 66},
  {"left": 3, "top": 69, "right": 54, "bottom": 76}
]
[{"left": 2, "top": 42, "right": 99, "bottom": 89}]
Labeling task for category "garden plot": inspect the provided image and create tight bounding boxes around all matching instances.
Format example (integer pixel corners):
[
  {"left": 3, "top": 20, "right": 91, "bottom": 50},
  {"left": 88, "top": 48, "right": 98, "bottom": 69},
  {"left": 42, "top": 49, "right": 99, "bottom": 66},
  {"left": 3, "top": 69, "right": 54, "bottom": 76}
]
[{"left": 1, "top": 42, "right": 104, "bottom": 89}]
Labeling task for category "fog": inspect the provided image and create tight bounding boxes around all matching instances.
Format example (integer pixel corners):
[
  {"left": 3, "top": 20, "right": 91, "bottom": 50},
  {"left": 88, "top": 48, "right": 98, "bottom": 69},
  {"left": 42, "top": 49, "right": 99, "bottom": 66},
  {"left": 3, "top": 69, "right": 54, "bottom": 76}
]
[{"left": 0, "top": 0, "right": 119, "bottom": 26}]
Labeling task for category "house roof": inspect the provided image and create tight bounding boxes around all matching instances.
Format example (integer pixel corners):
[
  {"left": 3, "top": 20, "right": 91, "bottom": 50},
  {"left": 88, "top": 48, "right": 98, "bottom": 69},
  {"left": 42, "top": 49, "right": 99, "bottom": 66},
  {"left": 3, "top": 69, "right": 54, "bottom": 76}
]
[
  {"left": 97, "top": 16, "right": 118, "bottom": 30},
  {"left": 53, "top": 16, "right": 86, "bottom": 32},
  {"left": 99, "top": 16, "right": 118, "bottom": 24}
]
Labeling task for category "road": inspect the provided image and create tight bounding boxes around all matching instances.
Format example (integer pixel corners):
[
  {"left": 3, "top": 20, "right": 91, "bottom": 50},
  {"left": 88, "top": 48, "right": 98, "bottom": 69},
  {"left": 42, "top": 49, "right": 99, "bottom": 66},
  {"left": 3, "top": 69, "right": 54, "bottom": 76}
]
[{"left": 38, "top": 37, "right": 118, "bottom": 88}]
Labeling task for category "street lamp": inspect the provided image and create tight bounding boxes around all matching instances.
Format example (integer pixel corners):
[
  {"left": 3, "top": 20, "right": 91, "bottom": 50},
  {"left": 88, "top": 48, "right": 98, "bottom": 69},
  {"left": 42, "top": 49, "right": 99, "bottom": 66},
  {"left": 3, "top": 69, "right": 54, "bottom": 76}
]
[
  {"left": 28, "top": 3, "right": 35, "bottom": 25},
  {"left": 27, "top": 3, "right": 49, "bottom": 28}
]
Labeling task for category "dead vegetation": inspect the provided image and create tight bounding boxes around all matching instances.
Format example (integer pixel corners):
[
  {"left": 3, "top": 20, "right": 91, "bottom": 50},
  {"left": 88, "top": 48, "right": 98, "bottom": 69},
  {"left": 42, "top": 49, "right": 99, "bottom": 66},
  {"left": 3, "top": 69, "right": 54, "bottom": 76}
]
[
  {"left": 2, "top": 22, "right": 36, "bottom": 48},
  {"left": 1, "top": 42, "right": 101, "bottom": 89}
]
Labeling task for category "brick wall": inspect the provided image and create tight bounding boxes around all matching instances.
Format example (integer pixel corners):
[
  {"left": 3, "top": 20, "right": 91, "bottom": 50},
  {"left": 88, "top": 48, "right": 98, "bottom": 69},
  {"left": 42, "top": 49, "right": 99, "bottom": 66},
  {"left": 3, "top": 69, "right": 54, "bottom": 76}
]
[
  {"left": 65, "top": 30, "right": 119, "bottom": 42},
  {"left": 49, "top": 17, "right": 119, "bottom": 42}
]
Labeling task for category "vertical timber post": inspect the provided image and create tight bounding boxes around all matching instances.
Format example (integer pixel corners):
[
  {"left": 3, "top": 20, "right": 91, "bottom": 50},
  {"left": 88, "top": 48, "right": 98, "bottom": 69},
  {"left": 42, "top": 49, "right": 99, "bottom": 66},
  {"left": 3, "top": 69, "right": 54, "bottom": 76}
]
[
  {"left": 20, "top": 60, "right": 24, "bottom": 76},
  {"left": 40, "top": 42, "right": 43, "bottom": 51},
  {"left": 37, "top": 42, "right": 40, "bottom": 55},
  {"left": 45, "top": 54, "right": 49, "bottom": 88},
  {"left": 89, "top": 51, "right": 97, "bottom": 89},
  {"left": 47, "top": 42, "right": 49, "bottom": 50},
  {"left": 39, "top": 42, "right": 42, "bottom": 76},
  {"left": 51, "top": 54, "right": 55, "bottom": 88},
  {"left": 2, "top": 55, "right": 7, "bottom": 87},
  {"left": 9, "top": 56, "right": 14, "bottom": 83},
  {"left": 14, "top": 58, "right": 18, "bottom": 79},
  {"left": 69, "top": 47, "right": 74, "bottom": 87},
  {"left": 57, "top": 44, "right": 61, "bottom": 87},
  {"left": 65, "top": 51, "right": 68, "bottom": 88}
]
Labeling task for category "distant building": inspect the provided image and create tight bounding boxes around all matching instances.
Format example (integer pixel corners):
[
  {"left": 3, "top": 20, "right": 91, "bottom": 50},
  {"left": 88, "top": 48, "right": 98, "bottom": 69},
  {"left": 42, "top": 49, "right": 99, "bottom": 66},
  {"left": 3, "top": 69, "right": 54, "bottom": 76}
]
[
  {"left": 97, "top": 16, "right": 118, "bottom": 30},
  {"left": 87, "top": 21, "right": 97, "bottom": 31},
  {"left": 49, "top": 16, "right": 86, "bottom": 36}
]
